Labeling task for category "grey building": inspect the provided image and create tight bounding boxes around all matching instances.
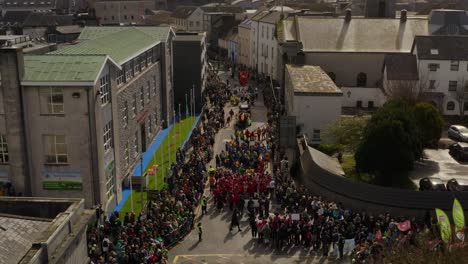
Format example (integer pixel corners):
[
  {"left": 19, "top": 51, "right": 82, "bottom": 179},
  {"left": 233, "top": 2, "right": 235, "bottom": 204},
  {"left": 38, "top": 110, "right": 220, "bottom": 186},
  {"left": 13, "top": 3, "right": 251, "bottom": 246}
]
[
  {"left": 0, "top": 26, "right": 175, "bottom": 211},
  {"left": 173, "top": 32, "right": 207, "bottom": 115}
]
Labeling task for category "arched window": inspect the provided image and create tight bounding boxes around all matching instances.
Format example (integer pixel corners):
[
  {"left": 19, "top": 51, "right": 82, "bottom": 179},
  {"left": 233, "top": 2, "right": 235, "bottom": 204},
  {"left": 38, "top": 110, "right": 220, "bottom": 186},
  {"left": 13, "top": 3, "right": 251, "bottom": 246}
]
[
  {"left": 356, "top": 72, "right": 367, "bottom": 87},
  {"left": 447, "top": 101, "right": 455, "bottom": 111},
  {"left": 327, "top": 72, "right": 336, "bottom": 82}
]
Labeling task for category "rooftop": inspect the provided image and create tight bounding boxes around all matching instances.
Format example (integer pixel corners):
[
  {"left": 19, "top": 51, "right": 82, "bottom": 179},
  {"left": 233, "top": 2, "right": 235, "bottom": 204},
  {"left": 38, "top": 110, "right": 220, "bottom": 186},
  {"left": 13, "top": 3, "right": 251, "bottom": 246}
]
[
  {"left": 384, "top": 54, "right": 419, "bottom": 81},
  {"left": 293, "top": 16, "right": 428, "bottom": 52},
  {"left": 171, "top": 6, "right": 197, "bottom": 19},
  {"left": 413, "top": 35, "right": 468, "bottom": 60},
  {"left": 286, "top": 64, "right": 342, "bottom": 95}
]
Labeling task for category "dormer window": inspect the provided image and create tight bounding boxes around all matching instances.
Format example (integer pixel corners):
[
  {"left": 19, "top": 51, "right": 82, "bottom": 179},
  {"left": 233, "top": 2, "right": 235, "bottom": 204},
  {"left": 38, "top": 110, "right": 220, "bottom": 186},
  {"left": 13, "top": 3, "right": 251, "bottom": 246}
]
[
  {"left": 429, "top": 63, "right": 440, "bottom": 72},
  {"left": 451, "top": 60, "right": 459, "bottom": 71},
  {"left": 430, "top": 49, "right": 439, "bottom": 55}
]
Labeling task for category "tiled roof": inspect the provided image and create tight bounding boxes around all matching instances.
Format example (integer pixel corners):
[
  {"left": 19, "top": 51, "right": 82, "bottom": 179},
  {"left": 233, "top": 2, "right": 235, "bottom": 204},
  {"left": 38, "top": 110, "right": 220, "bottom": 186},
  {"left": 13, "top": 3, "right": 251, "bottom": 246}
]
[
  {"left": 286, "top": 64, "right": 342, "bottom": 95},
  {"left": 2, "top": 10, "right": 32, "bottom": 24},
  {"left": 259, "top": 11, "right": 283, "bottom": 25},
  {"left": 295, "top": 17, "right": 429, "bottom": 52},
  {"left": 22, "top": 55, "right": 108, "bottom": 82},
  {"left": 23, "top": 13, "right": 74, "bottom": 27},
  {"left": 171, "top": 6, "right": 197, "bottom": 19},
  {"left": 384, "top": 54, "right": 419, "bottom": 81},
  {"left": 413, "top": 35, "right": 468, "bottom": 61},
  {"left": 54, "top": 27, "right": 169, "bottom": 64}
]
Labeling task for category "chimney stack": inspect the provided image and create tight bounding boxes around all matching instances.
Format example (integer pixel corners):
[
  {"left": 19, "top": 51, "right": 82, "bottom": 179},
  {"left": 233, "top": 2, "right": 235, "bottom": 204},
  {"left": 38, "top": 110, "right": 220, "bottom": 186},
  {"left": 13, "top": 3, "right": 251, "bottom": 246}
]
[
  {"left": 345, "top": 9, "right": 352, "bottom": 22},
  {"left": 400, "top": 9, "right": 407, "bottom": 22}
]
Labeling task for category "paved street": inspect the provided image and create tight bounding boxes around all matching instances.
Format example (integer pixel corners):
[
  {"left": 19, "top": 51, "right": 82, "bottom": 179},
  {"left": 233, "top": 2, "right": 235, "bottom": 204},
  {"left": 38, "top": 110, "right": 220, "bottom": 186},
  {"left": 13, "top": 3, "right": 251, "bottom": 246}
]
[{"left": 169, "top": 73, "right": 349, "bottom": 264}]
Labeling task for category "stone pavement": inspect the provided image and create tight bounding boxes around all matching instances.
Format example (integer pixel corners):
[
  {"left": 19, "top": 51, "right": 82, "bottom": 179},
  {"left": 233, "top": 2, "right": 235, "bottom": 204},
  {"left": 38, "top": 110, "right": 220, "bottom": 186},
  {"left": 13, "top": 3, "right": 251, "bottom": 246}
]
[
  {"left": 0, "top": 216, "right": 50, "bottom": 264},
  {"left": 169, "top": 72, "right": 350, "bottom": 264}
]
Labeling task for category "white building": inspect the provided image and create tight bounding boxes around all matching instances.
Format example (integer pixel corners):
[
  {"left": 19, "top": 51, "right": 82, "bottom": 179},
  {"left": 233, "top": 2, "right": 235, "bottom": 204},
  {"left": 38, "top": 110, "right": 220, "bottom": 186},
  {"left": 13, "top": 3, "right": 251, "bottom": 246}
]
[
  {"left": 250, "top": 8, "right": 294, "bottom": 79},
  {"left": 284, "top": 65, "right": 343, "bottom": 143},
  {"left": 411, "top": 35, "right": 468, "bottom": 115}
]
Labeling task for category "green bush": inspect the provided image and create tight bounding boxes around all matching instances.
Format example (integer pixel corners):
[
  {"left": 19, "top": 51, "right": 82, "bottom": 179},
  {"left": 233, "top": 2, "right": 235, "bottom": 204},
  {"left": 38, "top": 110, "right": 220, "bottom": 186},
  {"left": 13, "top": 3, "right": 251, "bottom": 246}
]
[{"left": 316, "top": 143, "right": 343, "bottom": 156}]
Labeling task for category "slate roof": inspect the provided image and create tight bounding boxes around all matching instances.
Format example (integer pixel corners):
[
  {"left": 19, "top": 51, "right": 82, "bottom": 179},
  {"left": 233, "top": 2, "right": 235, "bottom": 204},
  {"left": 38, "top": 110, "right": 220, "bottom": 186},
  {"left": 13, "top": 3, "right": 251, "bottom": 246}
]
[
  {"left": 22, "top": 55, "right": 109, "bottom": 83},
  {"left": 2, "top": 10, "right": 32, "bottom": 24},
  {"left": 413, "top": 35, "right": 468, "bottom": 61},
  {"left": 429, "top": 9, "right": 468, "bottom": 35},
  {"left": 259, "top": 11, "right": 283, "bottom": 25},
  {"left": 200, "top": 4, "right": 243, "bottom": 14},
  {"left": 23, "top": 13, "right": 74, "bottom": 27},
  {"left": 286, "top": 64, "right": 342, "bottom": 95},
  {"left": 384, "top": 54, "right": 419, "bottom": 81},
  {"left": 295, "top": 16, "right": 429, "bottom": 53},
  {"left": 251, "top": 11, "right": 269, "bottom": 21},
  {"left": 171, "top": 6, "right": 197, "bottom": 19}
]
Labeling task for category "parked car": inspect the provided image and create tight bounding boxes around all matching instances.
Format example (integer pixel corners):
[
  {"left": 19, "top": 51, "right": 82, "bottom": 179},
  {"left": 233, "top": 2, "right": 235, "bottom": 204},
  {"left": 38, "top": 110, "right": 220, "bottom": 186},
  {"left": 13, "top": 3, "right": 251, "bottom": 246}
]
[
  {"left": 419, "top": 177, "right": 447, "bottom": 191},
  {"left": 447, "top": 125, "right": 468, "bottom": 142},
  {"left": 446, "top": 178, "right": 468, "bottom": 192},
  {"left": 449, "top": 142, "right": 468, "bottom": 161}
]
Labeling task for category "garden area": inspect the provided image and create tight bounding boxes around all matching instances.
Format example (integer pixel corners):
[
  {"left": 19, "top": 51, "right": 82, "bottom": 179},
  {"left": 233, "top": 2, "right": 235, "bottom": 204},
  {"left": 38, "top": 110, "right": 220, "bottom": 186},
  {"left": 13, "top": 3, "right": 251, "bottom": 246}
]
[
  {"left": 319, "top": 100, "right": 443, "bottom": 190},
  {"left": 120, "top": 116, "right": 197, "bottom": 214}
]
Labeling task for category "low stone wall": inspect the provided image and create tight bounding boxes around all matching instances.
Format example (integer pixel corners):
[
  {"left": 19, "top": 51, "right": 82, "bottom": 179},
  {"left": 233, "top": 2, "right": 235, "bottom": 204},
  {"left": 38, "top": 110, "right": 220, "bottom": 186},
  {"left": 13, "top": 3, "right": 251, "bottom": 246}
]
[{"left": 297, "top": 141, "right": 468, "bottom": 219}]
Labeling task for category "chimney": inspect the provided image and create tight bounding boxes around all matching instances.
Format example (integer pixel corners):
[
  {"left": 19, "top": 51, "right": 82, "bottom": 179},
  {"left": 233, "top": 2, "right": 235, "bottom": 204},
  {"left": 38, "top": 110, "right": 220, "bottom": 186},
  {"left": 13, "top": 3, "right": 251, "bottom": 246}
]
[
  {"left": 400, "top": 9, "right": 407, "bottom": 22},
  {"left": 345, "top": 9, "right": 352, "bottom": 22}
]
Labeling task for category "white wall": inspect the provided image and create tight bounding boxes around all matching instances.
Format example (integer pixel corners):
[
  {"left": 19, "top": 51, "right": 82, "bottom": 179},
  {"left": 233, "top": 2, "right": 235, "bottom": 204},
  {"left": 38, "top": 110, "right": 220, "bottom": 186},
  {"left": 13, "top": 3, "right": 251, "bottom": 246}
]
[
  {"left": 292, "top": 95, "right": 342, "bottom": 143},
  {"left": 258, "top": 22, "right": 278, "bottom": 79},
  {"left": 341, "top": 87, "right": 387, "bottom": 108},
  {"left": 187, "top": 8, "right": 204, "bottom": 32},
  {"left": 250, "top": 20, "right": 259, "bottom": 69},
  {"left": 417, "top": 59, "right": 468, "bottom": 115}
]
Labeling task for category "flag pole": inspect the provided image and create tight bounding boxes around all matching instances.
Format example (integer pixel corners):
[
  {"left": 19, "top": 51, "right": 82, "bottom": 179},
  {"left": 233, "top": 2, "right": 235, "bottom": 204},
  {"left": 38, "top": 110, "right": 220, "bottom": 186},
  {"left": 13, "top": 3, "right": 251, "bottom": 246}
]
[
  {"left": 161, "top": 120, "right": 165, "bottom": 189},
  {"left": 178, "top": 103, "right": 182, "bottom": 146}
]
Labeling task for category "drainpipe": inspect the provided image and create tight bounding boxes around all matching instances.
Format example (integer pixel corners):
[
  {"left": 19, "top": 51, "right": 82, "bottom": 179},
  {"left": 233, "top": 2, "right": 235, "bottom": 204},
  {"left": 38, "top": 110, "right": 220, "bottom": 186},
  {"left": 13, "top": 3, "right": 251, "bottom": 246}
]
[{"left": 87, "top": 87, "right": 100, "bottom": 207}]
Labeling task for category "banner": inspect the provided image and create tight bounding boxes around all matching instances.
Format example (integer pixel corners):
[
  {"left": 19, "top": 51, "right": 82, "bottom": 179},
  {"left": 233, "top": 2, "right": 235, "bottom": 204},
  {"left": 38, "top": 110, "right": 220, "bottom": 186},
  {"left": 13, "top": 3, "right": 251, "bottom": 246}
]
[
  {"left": 43, "top": 171, "right": 82, "bottom": 190},
  {"left": 452, "top": 198, "right": 465, "bottom": 241},
  {"left": 239, "top": 71, "right": 248, "bottom": 86},
  {"left": 435, "top": 208, "right": 452, "bottom": 243}
]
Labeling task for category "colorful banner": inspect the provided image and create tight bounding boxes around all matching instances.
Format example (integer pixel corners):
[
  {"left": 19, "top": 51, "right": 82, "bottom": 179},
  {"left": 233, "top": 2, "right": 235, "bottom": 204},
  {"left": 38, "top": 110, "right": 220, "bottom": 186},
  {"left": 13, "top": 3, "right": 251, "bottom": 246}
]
[
  {"left": 435, "top": 208, "right": 452, "bottom": 243},
  {"left": 452, "top": 198, "right": 465, "bottom": 241},
  {"left": 43, "top": 171, "right": 82, "bottom": 191}
]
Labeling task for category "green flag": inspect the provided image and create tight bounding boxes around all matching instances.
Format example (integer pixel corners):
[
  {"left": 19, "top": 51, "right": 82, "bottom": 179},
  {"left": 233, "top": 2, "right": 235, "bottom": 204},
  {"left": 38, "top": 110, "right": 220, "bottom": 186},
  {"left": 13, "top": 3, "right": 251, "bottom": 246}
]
[
  {"left": 435, "top": 208, "right": 452, "bottom": 243},
  {"left": 452, "top": 198, "right": 465, "bottom": 241}
]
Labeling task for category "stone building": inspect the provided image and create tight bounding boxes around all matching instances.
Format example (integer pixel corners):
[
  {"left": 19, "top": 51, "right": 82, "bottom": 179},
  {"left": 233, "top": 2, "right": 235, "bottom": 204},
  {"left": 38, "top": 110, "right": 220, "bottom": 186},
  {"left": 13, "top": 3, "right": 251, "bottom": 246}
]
[{"left": 0, "top": 26, "right": 175, "bottom": 211}]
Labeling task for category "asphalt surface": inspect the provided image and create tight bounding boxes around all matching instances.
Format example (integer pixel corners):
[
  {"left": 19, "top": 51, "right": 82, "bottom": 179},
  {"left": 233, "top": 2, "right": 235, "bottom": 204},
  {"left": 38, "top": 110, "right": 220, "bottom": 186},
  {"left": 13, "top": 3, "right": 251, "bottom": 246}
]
[{"left": 169, "top": 72, "right": 350, "bottom": 264}]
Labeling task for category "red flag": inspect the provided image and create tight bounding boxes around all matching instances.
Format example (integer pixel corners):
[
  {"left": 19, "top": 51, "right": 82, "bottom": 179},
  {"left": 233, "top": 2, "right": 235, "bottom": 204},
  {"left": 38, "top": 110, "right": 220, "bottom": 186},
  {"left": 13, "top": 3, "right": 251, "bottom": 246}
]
[
  {"left": 397, "top": 220, "right": 411, "bottom": 232},
  {"left": 239, "top": 71, "right": 248, "bottom": 86}
]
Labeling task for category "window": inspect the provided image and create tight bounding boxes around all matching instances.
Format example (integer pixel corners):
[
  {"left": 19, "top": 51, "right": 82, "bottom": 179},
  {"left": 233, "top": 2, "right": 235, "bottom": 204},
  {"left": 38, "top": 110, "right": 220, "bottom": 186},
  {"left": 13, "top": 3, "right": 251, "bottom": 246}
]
[
  {"left": 449, "top": 81, "right": 458, "bottom": 91},
  {"left": 356, "top": 72, "right": 367, "bottom": 87},
  {"left": 152, "top": 76, "right": 157, "bottom": 97},
  {"left": 103, "top": 121, "right": 113, "bottom": 152},
  {"left": 132, "top": 93, "right": 137, "bottom": 117},
  {"left": 465, "top": 81, "right": 468, "bottom": 92},
  {"left": 116, "top": 70, "right": 124, "bottom": 86},
  {"left": 111, "top": 15, "right": 114, "bottom": 20},
  {"left": 312, "top": 130, "right": 321, "bottom": 140},
  {"left": 134, "top": 58, "right": 140, "bottom": 74},
  {"left": 122, "top": 101, "right": 128, "bottom": 128},
  {"left": 189, "top": 21, "right": 193, "bottom": 27},
  {"left": 272, "top": 28, "right": 274, "bottom": 40},
  {"left": 134, "top": 131, "right": 139, "bottom": 157},
  {"left": 131, "top": 15, "right": 134, "bottom": 20},
  {"left": 368, "top": 101, "right": 374, "bottom": 109},
  {"left": 140, "top": 86, "right": 144, "bottom": 108},
  {"left": 196, "top": 21, "right": 200, "bottom": 27},
  {"left": 148, "top": 117, "right": 152, "bottom": 136},
  {"left": 429, "top": 80, "right": 436, "bottom": 89},
  {"left": 124, "top": 140, "right": 129, "bottom": 167},
  {"left": 147, "top": 51, "right": 152, "bottom": 65},
  {"left": 124, "top": 15, "right": 127, "bottom": 19},
  {"left": 105, "top": 163, "right": 115, "bottom": 199},
  {"left": 146, "top": 81, "right": 151, "bottom": 103},
  {"left": 125, "top": 63, "right": 133, "bottom": 81},
  {"left": 44, "top": 135, "right": 67, "bottom": 164},
  {"left": 0, "top": 135, "right": 8, "bottom": 163},
  {"left": 429, "top": 63, "right": 439, "bottom": 72},
  {"left": 140, "top": 55, "right": 146, "bottom": 70},
  {"left": 99, "top": 74, "right": 111, "bottom": 105},
  {"left": 447, "top": 101, "right": 455, "bottom": 111},
  {"left": 42, "top": 87, "right": 64, "bottom": 114},
  {"left": 451, "top": 61, "right": 459, "bottom": 71},
  {"left": 267, "top": 27, "right": 269, "bottom": 39}
]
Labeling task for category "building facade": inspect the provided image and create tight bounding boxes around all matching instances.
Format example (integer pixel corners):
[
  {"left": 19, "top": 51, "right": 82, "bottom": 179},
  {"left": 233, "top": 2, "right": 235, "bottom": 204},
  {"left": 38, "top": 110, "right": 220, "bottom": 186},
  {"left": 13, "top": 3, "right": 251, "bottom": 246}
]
[
  {"left": 284, "top": 65, "right": 343, "bottom": 143},
  {"left": 173, "top": 32, "right": 207, "bottom": 115},
  {"left": 0, "top": 26, "right": 175, "bottom": 211},
  {"left": 238, "top": 19, "right": 251, "bottom": 67},
  {"left": 95, "top": 0, "right": 156, "bottom": 25}
]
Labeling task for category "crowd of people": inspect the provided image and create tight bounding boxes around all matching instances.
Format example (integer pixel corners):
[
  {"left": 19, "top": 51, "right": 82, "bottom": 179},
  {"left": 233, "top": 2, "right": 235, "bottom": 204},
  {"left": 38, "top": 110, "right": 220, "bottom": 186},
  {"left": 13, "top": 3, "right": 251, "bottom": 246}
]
[
  {"left": 210, "top": 63, "right": 448, "bottom": 263},
  {"left": 87, "top": 62, "right": 230, "bottom": 264}
]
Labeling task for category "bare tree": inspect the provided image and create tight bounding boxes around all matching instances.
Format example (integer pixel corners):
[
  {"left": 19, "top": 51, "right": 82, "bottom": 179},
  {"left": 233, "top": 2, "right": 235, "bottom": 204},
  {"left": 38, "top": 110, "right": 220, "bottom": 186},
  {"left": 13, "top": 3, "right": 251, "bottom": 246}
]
[{"left": 454, "top": 77, "right": 468, "bottom": 117}]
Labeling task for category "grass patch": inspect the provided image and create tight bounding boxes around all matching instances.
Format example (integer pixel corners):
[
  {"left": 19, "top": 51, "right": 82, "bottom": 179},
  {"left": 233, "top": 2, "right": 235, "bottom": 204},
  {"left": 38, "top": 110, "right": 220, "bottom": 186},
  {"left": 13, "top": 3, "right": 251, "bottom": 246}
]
[{"left": 120, "top": 116, "right": 196, "bottom": 214}]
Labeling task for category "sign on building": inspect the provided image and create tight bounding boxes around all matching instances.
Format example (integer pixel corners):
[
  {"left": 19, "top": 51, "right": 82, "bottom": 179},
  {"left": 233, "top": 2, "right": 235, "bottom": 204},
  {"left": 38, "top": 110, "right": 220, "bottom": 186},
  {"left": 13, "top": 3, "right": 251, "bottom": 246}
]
[
  {"left": 279, "top": 116, "right": 296, "bottom": 147},
  {"left": 42, "top": 171, "right": 82, "bottom": 190}
]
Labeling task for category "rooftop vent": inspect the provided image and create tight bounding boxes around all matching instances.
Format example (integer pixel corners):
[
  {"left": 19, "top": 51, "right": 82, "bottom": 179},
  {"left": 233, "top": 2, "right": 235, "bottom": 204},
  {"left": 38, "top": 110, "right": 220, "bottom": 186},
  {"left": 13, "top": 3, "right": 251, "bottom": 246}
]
[
  {"left": 400, "top": 9, "right": 407, "bottom": 22},
  {"left": 430, "top": 49, "right": 439, "bottom": 55}
]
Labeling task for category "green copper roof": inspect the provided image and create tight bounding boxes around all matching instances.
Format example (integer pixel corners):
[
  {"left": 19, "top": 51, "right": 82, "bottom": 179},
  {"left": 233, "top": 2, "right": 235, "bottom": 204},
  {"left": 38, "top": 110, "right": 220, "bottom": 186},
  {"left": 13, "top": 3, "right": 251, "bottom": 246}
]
[
  {"left": 21, "top": 26, "right": 170, "bottom": 84},
  {"left": 22, "top": 55, "right": 108, "bottom": 83}
]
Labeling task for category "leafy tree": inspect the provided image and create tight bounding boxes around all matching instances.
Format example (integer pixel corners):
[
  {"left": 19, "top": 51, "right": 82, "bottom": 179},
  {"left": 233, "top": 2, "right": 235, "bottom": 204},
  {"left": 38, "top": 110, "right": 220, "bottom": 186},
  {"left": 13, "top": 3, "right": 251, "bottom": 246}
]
[
  {"left": 355, "top": 100, "right": 422, "bottom": 186},
  {"left": 324, "top": 116, "right": 369, "bottom": 153},
  {"left": 413, "top": 102, "right": 444, "bottom": 148}
]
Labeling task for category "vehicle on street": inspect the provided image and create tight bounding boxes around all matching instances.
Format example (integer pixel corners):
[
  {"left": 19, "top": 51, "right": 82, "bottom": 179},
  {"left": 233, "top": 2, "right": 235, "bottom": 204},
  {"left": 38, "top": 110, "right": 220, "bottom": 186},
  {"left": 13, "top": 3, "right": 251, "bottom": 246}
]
[
  {"left": 419, "top": 177, "right": 447, "bottom": 191},
  {"left": 447, "top": 125, "right": 468, "bottom": 142},
  {"left": 446, "top": 178, "right": 468, "bottom": 192},
  {"left": 449, "top": 142, "right": 468, "bottom": 161}
]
